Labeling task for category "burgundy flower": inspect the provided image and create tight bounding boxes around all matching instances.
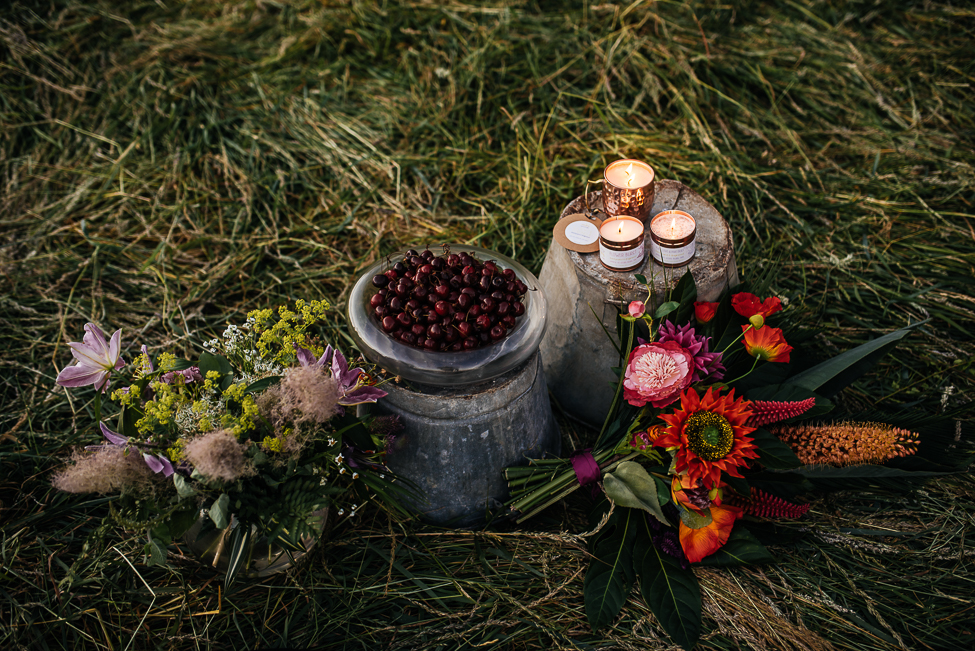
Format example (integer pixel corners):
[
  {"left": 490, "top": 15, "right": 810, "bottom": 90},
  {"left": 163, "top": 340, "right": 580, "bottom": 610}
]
[{"left": 657, "top": 321, "right": 725, "bottom": 382}]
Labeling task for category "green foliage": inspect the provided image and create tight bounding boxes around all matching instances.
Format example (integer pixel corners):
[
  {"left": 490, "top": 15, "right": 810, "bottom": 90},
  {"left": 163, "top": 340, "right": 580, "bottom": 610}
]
[
  {"left": 603, "top": 462, "right": 668, "bottom": 526},
  {"left": 584, "top": 507, "right": 637, "bottom": 630}
]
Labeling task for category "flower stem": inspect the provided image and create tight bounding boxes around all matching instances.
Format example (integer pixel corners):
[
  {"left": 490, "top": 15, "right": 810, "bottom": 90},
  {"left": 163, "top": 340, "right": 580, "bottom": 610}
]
[
  {"left": 598, "top": 317, "right": 636, "bottom": 444},
  {"left": 724, "top": 355, "right": 760, "bottom": 385},
  {"left": 720, "top": 324, "right": 752, "bottom": 355}
]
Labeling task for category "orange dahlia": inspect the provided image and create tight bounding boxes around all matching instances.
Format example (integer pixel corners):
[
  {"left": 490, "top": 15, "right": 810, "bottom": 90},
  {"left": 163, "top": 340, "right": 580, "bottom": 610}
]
[{"left": 657, "top": 387, "right": 759, "bottom": 490}]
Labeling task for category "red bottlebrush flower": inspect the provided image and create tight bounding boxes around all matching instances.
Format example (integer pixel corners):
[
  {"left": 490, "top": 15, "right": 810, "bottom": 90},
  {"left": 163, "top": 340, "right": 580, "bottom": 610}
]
[
  {"left": 694, "top": 301, "right": 719, "bottom": 324},
  {"left": 731, "top": 292, "right": 782, "bottom": 319},
  {"left": 679, "top": 502, "right": 742, "bottom": 563},
  {"left": 730, "top": 488, "right": 810, "bottom": 519},
  {"left": 745, "top": 397, "right": 816, "bottom": 427},
  {"left": 742, "top": 325, "right": 793, "bottom": 363},
  {"left": 657, "top": 387, "right": 759, "bottom": 491}
]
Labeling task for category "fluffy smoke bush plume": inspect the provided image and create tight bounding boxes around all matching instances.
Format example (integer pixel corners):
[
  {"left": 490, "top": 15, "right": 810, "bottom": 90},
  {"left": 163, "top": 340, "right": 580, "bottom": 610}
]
[
  {"left": 258, "top": 365, "right": 342, "bottom": 458},
  {"left": 184, "top": 429, "right": 255, "bottom": 482},
  {"left": 52, "top": 446, "right": 159, "bottom": 495}
]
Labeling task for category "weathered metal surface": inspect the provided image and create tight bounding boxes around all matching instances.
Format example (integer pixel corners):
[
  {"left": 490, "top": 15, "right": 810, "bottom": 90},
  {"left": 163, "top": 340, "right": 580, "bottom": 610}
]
[
  {"left": 539, "top": 181, "right": 739, "bottom": 426},
  {"left": 370, "top": 351, "right": 560, "bottom": 526}
]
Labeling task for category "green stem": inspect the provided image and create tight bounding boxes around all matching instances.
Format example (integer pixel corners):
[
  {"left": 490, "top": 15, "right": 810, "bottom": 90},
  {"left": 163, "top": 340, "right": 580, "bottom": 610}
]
[
  {"left": 723, "top": 355, "right": 761, "bottom": 385},
  {"left": 94, "top": 391, "right": 102, "bottom": 424},
  {"left": 720, "top": 324, "right": 752, "bottom": 355},
  {"left": 598, "top": 318, "right": 636, "bottom": 443}
]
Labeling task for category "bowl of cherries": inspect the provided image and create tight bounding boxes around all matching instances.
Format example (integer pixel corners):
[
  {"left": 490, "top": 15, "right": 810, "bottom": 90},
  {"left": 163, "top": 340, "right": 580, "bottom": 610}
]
[{"left": 347, "top": 245, "right": 546, "bottom": 386}]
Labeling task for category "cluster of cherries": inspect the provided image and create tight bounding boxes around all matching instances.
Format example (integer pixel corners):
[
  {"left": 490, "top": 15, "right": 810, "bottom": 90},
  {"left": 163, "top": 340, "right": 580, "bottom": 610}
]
[{"left": 370, "top": 248, "right": 529, "bottom": 351}]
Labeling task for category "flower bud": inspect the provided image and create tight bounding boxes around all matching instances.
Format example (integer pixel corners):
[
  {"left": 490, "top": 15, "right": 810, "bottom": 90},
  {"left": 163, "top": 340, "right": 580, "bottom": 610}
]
[
  {"left": 628, "top": 301, "right": 646, "bottom": 318},
  {"left": 749, "top": 314, "right": 765, "bottom": 329}
]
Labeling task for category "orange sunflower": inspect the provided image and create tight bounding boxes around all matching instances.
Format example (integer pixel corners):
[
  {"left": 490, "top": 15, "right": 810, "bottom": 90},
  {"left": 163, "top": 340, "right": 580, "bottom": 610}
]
[{"left": 657, "top": 387, "right": 759, "bottom": 490}]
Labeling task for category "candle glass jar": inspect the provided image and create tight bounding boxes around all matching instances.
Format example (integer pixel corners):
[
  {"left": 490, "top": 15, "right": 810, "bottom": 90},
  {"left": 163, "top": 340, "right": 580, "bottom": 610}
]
[
  {"left": 649, "top": 210, "right": 696, "bottom": 267},
  {"left": 603, "top": 159, "right": 656, "bottom": 225},
  {"left": 599, "top": 217, "right": 646, "bottom": 272}
]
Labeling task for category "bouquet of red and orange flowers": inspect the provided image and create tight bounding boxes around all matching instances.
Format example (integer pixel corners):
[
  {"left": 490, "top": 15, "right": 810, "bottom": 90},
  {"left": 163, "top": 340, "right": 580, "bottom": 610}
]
[{"left": 504, "top": 272, "right": 964, "bottom": 650}]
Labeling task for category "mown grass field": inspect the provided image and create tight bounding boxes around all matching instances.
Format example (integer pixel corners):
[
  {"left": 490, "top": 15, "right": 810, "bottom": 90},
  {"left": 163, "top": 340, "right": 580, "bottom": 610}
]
[{"left": 2, "top": 1, "right": 973, "bottom": 649}]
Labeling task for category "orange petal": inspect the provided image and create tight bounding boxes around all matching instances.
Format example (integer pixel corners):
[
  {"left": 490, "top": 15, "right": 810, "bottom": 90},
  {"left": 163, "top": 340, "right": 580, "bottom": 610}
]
[{"left": 679, "top": 503, "right": 742, "bottom": 563}]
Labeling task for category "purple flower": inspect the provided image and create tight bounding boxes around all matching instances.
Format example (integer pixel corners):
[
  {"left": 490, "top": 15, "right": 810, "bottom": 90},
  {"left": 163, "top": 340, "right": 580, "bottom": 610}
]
[
  {"left": 97, "top": 422, "right": 174, "bottom": 477},
  {"left": 56, "top": 323, "right": 125, "bottom": 392},
  {"left": 657, "top": 321, "right": 725, "bottom": 382},
  {"left": 294, "top": 344, "right": 386, "bottom": 406},
  {"left": 161, "top": 367, "right": 203, "bottom": 384}
]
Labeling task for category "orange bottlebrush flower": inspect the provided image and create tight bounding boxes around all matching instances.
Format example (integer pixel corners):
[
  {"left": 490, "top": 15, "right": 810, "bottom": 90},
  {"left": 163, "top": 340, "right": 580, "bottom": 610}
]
[
  {"left": 742, "top": 325, "right": 793, "bottom": 363},
  {"left": 694, "top": 301, "right": 719, "bottom": 324},
  {"left": 657, "top": 387, "right": 759, "bottom": 491},
  {"left": 679, "top": 502, "right": 742, "bottom": 563},
  {"left": 731, "top": 292, "right": 782, "bottom": 319},
  {"left": 769, "top": 421, "right": 919, "bottom": 466}
]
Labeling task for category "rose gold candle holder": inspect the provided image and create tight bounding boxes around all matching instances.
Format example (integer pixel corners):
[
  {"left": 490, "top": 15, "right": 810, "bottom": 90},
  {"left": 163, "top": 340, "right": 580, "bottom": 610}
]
[
  {"left": 603, "top": 159, "right": 656, "bottom": 225},
  {"left": 598, "top": 216, "right": 646, "bottom": 272},
  {"left": 649, "top": 209, "right": 696, "bottom": 267}
]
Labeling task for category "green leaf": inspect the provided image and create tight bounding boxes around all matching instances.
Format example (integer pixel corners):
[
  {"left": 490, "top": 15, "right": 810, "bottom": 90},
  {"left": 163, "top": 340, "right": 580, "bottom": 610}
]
[
  {"left": 167, "top": 357, "right": 194, "bottom": 371},
  {"left": 751, "top": 427, "right": 802, "bottom": 470},
  {"left": 782, "top": 323, "right": 924, "bottom": 396},
  {"left": 698, "top": 525, "right": 774, "bottom": 567},
  {"left": 654, "top": 301, "right": 680, "bottom": 319},
  {"left": 635, "top": 274, "right": 648, "bottom": 285},
  {"left": 174, "top": 473, "right": 197, "bottom": 499},
  {"left": 603, "top": 462, "right": 669, "bottom": 526},
  {"left": 118, "top": 406, "right": 142, "bottom": 440},
  {"left": 144, "top": 536, "right": 168, "bottom": 567},
  {"left": 244, "top": 376, "right": 281, "bottom": 394},
  {"left": 636, "top": 517, "right": 701, "bottom": 650},
  {"left": 209, "top": 493, "right": 230, "bottom": 529},
  {"left": 224, "top": 523, "right": 252, "bottom": 589},
  {"left": 678, "top": 505, "right": 712, "bottom": 529},
  {"left": 198, "top": 351, "right": 234, "bottom": 391},
  {"left": 584, "top": 509, "right": 637, "bottom": 630},
  {"left": 169, "top": 505, "right": 200, "bottom": 539}
]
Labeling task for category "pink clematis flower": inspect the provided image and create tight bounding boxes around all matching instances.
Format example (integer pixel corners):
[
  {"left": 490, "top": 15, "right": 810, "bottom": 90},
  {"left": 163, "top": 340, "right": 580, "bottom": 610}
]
[
  {"left": 294, "top": 343, "right": 386, "bottom": 406},
  {"left": 56, "top": 323, "right": 125, "bottom": 392}
]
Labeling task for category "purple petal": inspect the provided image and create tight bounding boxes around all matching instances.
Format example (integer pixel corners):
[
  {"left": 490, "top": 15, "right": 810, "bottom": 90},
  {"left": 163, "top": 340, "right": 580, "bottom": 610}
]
[
  {"left": 338, "top": 385, "right": 387, "bottom": 405},
  {"left": 153, "top": 455, "right": 175, "bottom": 477},
  {"left": 83, "top": 323, "right": 111, "bottom": 358},
  {"left": 108, "top": 329, "right": 123, "bottom": 366},
  {"left": 318, "top": 345, "right": 334, "bottom": 367},
  {"left": 294, "top": 344, "right": 318, "bottom": 367},
  {"left": 56, "top": 364, "right": 104, "bottom": 388},
  {"left": 143, "top": 453, "right": 164, "bottom": 473},
  {"left": 100, "top": 422, "right": 129, "bottom": 446},
  {"left": 68, "top": 341, "right": 107, "bottom": 368}
]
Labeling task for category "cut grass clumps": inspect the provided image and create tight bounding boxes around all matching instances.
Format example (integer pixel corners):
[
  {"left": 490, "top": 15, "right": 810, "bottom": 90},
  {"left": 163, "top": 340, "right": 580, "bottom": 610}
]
[{"left": 1, "top": 0, "right": 973, "bottom": 649}]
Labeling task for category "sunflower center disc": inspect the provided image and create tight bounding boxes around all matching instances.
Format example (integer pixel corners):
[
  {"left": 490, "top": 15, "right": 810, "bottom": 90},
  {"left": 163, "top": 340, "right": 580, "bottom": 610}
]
[{"left": 685, "top": 411, "right": 734, "bottom": 461}]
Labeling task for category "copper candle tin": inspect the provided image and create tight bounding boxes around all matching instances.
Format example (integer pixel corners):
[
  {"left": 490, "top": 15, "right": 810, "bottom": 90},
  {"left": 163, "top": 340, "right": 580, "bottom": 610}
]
[
  {"left": 602, "top": 159, "right": 656, "bottom": 225},
  {"left": 598, "top": 218, "right": 646, "bottom": 273},
  {"left": 649, "top": 210, "right": 697, "bottom": 267}
]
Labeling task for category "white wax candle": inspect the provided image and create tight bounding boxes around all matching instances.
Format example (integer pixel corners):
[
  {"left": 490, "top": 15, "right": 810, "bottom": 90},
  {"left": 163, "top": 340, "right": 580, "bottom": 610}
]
[
  {"left": 651, "top": 211, "right": 695, "bottom": 240},
  {"left": 605, "top": 160, "right": 654, "bottom": 189},
  {"left": 600, "top": 217, "right": 644, "bottom": 242}
]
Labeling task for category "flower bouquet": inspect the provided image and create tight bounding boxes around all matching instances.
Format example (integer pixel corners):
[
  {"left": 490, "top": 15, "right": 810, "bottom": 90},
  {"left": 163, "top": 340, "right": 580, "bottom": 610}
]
[
  {"left": 504, "top": 272, "right": 970, "bottom": 649},
  {"left": 54, "top": 300, "right": 413, "bottom": 586}
]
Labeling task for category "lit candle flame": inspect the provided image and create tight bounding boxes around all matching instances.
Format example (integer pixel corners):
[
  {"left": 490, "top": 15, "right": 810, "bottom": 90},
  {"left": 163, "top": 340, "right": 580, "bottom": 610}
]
[
  {"left": 625, "top": 163, "right": 634, "bottom": 188},
  {"left": 670, "top": 216, "right": 676, "bottom": 237}
]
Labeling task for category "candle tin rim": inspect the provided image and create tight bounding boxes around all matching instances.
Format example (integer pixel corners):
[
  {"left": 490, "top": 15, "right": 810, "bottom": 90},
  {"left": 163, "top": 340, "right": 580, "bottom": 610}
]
[
  {"left": 598, "top": 216, "right": 645, "bottom": 249},
  {"left": 649, "top": 209, "right": 697, "bottom": 247},
  {"left": 603, "top": 158, "right": 655, "bottom": 191}
]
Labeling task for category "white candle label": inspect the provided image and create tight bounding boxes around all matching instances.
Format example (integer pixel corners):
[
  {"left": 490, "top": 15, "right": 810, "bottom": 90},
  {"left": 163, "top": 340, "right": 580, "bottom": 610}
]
[
  {"left": 564, "top": 221, "right": 599, "bottom": 245},
  {"left": 600, "top": 240, "right": 645, "bottom": 270},
  {"left": 650, "top": 240, "right": 695, "bottom": 265}
]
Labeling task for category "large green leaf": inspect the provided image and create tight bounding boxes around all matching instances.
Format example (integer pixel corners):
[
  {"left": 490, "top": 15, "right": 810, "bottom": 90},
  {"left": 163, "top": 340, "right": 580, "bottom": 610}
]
[
  {"left": 143, "top": 535, "right": 168, "bottom": 567},
  {"left": 584, "top": 509, "right": 637, "bottom": 630},
  {"left": 635, "top": 517, "right": 701, "bottom": 650},
  {"left": 244, "top": 376, "right": 281, "bottom": 394},
  {"left": 782, "top": 323, "right": 923, "bottom": 397},
  {"left": 209, "top": 493, "right": 230, "bottom": 529},
  {"left": 698, "top": 524, "right": 774, "bottom": 567},
  {"left": 603, "top": 462, "right": 669, "bottom": 526},
  {"left": 751, "top": 427, "right": 802, "bottom": 470}
]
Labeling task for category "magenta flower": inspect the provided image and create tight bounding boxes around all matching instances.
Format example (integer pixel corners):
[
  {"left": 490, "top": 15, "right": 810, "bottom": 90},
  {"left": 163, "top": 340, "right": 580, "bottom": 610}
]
[
  {"left": 56, "top": 323, "right": 125, "bottom": 392},
  {"left": 623, "top": 340, "right": 695, "bottom": 408},
  {"left": 656, "top": 321, "right": 725, "bottom": 382}
]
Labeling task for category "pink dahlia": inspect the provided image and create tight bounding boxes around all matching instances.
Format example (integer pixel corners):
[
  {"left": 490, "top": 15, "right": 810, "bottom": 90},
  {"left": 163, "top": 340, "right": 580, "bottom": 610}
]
[
  {"left": 623, "top": 340, "right": 694, "bottom": 408},
  {"left": 657, "top": 321, "right": 725, "bottom": 382}
]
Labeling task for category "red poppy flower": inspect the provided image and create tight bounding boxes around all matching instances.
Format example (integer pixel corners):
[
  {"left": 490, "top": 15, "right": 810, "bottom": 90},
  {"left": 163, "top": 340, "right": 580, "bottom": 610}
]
[
  {"left": 679, "top": 502, "right": 742, "bottom": 563},
  {"left": 731, "top": 292, "right": 782, "bottom": 319},
  {"left": 742, "top": 325, "right": 792, "bottom": 363},
  {"left": 657, "top": 387, "right": 759, "bottom": 490},
  {"left": 694, "top": 301, "right": 719, "bottom": 324}
]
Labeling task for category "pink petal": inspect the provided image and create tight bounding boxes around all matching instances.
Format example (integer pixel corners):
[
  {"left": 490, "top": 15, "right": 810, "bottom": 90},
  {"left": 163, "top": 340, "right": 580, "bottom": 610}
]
[
  {"left": 294, "top": 344, "right": 317, "bottom": 367},
  {"left": 56, "top": 365, "right": 106, "bottom": 388},
  {"left": 338, "top": 385, "right": 386, "bottom": 405},
  {"left": 107, "top": 329, "right": 122, "bottom": 366},
  {"left": 83, "top": 323, "right": 111, "bottom": 358},
  {"left": 100, "top": 422, "right": 129, "bottom": 446},
  {"left": 143, "top": 454, "right": 164, "bottom": 473},
  {"left": 68, "top": 341, "right": 107, "bottom": 368}
]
